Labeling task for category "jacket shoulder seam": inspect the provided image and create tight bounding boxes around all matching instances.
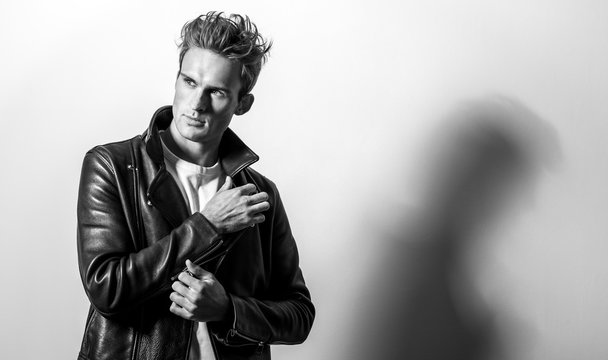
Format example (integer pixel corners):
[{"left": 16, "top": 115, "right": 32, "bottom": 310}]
[
  {"left": 87, "top": 135, "right": 142, "bottom": 176},
  {"left": 87, "top": 147, "right": 116, "bottom": 176}
]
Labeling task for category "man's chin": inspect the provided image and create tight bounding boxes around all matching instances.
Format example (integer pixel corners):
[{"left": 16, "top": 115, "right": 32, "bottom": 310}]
[
  {"left": 174, "top": 124, "right": 208, "bottom": 142},
  {"left": 181, "top": 128, "right": 225, "bottom": 145},
  {"left": 185, "top": 132, "right": 211, "bottom": 144}
]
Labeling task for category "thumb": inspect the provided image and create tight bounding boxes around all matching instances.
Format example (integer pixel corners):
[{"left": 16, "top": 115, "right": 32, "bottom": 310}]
[
  {"left": 219, "top": 176, "right": 233, "bottom": 192},
  {"left": 185, "top": 259, "right": 210, "bottom": 278}
]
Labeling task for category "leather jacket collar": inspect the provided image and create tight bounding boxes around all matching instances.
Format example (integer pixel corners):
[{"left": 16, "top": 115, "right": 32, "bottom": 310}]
[{"left": 142, "top": 105, "right": 259, "bottom": 177}]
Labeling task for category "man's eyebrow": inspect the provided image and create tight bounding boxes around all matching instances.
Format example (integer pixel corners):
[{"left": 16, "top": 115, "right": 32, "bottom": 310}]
[
  {"left": 178, "top": 72, "right": 231, "bottom": 92},
  {"left": 179, "top": 71, "right": 194, "bottom": 80},
  {"left": 208, "top": 85, "right": 231, "bottom": 92}
]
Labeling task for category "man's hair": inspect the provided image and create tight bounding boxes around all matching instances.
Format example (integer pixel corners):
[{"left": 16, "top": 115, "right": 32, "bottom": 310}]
[{"left": 178, "top": 11, "right": 272, "bottom": 98}]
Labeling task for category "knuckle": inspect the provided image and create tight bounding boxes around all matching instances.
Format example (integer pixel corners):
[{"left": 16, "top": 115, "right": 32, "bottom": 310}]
[
  {"left": 189, "top": 282, "right": 201, "bottom": 293},
  {"left": 191, "top": 288, "right": 202, "bottom": 299},
  {"left": 185, "top": 302, "right": 195, "bottom": 313}
]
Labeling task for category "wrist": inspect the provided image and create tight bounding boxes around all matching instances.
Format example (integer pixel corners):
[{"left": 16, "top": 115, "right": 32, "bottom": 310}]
[{"left": 199, "top": 211, "right": 223, "bottom": 234}]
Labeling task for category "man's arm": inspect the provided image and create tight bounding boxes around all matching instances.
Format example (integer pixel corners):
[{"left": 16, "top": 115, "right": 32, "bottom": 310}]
[
  {"left": 225, "top": 188, "right": 314, "bottom": 345},
  {"left": 77, "top": 149, "right": 221, "bottom": 317},
  {"left": 78, "top": 149, "right": 270, "bottom": 318},
  {"left": 171, "top": 186, "right": 315, "bottom": 345},
  {"left": 221, "top": 188, "right": 314, "bottom": 345}
]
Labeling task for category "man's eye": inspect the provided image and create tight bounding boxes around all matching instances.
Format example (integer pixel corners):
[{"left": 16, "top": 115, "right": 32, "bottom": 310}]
[
  {"left": 183, "top": 78, "right": 196, "bottom": 87},
  {"left": 211, "top": 89, "right": 225, "bottom": 96}
]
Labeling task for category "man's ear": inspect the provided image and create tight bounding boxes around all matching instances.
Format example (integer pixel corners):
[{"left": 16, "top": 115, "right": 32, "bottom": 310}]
[{"left": 235, "top": 94, "right": 254, "bottom": 116}]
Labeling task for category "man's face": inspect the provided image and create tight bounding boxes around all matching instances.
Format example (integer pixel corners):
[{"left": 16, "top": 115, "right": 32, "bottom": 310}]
[{"left": 171, "top": 47, "right": 244, "bottom": 146}]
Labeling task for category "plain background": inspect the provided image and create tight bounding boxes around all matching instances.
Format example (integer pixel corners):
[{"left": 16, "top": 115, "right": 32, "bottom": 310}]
[{"left": 1, "top": 1, "right": 607, "bottom": 359}]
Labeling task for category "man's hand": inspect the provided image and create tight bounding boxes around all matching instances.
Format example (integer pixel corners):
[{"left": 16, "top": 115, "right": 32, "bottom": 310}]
[
  {"left": 169, "top": 260, "right": 231, "bottom": 322},
  {"left": 201, "top": 176, "right": 270, "bottom": 234}
]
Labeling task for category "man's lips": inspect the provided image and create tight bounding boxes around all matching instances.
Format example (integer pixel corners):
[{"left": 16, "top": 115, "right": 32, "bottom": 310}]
[{"left": 184, "top": 114, "right": 206, "bottom": 126}]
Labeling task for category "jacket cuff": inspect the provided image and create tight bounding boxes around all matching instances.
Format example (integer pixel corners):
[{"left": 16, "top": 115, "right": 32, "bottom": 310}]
[
  {"left": 194, "top": 212, "right": 220, "bottom": 235},
  {"left": 210, "top": 294, "right": 269, "bottom": 346},
  {"left": 169, "top": 213, "right": 222, "bottom": 281}
]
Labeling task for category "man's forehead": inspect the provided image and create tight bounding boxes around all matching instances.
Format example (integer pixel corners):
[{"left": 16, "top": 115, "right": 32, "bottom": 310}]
[{"left": 181, "top": 47, "right": 241, "bottom": 86}]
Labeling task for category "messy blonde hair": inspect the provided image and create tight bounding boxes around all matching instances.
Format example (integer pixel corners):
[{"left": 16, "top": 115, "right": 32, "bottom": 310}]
[{"left": 178, "top": 11, "right": 272, "bottom": 98}]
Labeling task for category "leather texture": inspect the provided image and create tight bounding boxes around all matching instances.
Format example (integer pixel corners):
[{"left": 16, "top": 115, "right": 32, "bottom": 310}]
[{"left": 77, "top": 106, "right": 315, "bottom": 359}]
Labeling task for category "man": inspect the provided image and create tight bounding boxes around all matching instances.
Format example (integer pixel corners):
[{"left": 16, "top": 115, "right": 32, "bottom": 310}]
[{"left": 77, "top": 12, "right": 314, "bottom": 360}]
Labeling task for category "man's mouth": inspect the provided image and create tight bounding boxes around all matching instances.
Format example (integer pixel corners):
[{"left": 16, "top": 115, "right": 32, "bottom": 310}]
[{"left": 184, "top": 115, "right": 206, "bottom": 126}]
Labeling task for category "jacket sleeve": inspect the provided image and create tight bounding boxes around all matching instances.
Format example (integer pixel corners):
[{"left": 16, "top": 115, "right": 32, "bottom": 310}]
[
  {"left": 210, "top": 186, "right": 315, "bottom": 345},
  {"left": 77, "top": 148, "right": 221, "bottom": 317}
]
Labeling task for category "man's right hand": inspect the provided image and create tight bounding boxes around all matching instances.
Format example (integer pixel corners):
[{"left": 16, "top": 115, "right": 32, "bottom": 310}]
[{"left": 201, "top": 176, "right": 270, "bottom": 234}]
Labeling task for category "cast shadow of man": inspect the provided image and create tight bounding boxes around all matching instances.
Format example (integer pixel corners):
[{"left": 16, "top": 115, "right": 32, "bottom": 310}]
[{"left": 348, "top": 96, "right": 560, "bottom": 360}]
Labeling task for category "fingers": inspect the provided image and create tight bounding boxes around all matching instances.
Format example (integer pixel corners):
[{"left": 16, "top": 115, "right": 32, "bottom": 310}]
[
  {"left": 170, "top": 301, "right": 194, "bottom": 320},
  {"left": 169, "top": 291, "right": 194, "bottom": 312},
  {"left": 238, "top": 183, "right": 258, "bottom": 196},
  {"left": 249, "top": 201, "right": 270, "bottom": 214},
  {"left": 247, "top": 192, "right": 270, "bottom": 220},
  {"left": 218, "top": 176, "right": 233, "bottom": 191},
  {"left": 206, "top": 181, "right": 271, "bottom": 232},
  {"left": 227, "top": 182, "right": 268, "bottom": 199},
  {"left": 172, "top": 280, "right": 195, "bottom": 302},
  {"left": 185, "top": 259, "right": 210, "bottom": 279},
  {"left": 176, "top": 260, "right": 214, "bottom": 293},
  {"left": 176, "top": 271, "right": 211, "bottom": 292},
  {"left": 244, "top": 214, "right": 265, "bottom": 228},
  {"left": 176, "top": 272, "right": 197, "bottom": 291},
  {"left": 247, "top": 191, "right": 269, "bottom": 205}
]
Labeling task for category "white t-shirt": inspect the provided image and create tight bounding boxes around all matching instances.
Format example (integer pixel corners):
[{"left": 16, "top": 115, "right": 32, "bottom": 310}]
[{"left": 161, "top": 137, "right": 225, "bottom": 360}]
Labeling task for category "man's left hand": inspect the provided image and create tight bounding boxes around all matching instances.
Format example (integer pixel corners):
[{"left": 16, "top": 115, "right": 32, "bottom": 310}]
[{"left": 169, "top": 260, "right": 230, "bottom": 322}]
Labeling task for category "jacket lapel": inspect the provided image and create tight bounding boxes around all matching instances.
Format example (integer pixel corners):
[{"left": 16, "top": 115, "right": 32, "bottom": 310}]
[
  {"left": 142, "top": 105, "right": 260, "bottom": 228},
  {"left": 146, "top": 169, "right": 190, "bottom": 228},
  {"left": 218, "top": 129, "right": 259, "bottom": 178},
  {"left": 141, "top": 106, "right": 190, "bottom": 227}
]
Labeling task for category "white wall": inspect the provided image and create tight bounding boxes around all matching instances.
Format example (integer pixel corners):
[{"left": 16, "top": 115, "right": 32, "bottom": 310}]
[{"left": 1, "top": 1, "right": 607, "bottom": 359}]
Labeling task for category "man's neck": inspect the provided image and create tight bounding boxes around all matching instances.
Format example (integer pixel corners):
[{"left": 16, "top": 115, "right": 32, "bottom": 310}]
[{"left": 161, "top": 127, "right": 220, "bottom": 167}]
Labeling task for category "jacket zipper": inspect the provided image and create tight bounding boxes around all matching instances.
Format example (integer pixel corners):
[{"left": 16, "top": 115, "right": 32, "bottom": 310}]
[
  {"left": 229, "top": 328, "right": 299, "bottom": 346},
  {"left": 128, "top": 145, "right": 145, "bottom": 359},
  {"left": 170, "top": 239, "right": 224, "bottom": 281},
  {"left": 184, "top": 321, "right": 194, "bottom": 360},
  {"left": 227, "top": 329, "right": 265, "bottom": 353},
  {"left": 213, "top": 230, "right": 248, "bottom": 273},
  {"left": 172, "top": 222, "right": 249, "bottom": 281}
]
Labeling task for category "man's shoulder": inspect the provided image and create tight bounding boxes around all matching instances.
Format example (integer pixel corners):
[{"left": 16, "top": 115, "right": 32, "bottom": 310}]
[{"left": 85, "top": 134, "right": 144, "bottom": 166}]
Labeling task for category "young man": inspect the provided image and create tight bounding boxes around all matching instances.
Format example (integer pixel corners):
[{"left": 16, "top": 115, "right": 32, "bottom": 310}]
[{"left": 77, "top": 12, "right": 314, "bottom": 360}]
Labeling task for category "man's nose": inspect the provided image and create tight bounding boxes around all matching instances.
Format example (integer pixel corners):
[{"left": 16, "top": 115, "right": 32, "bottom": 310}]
[{"left": 191, "top": 91, "right": 210, "bottom": 113}]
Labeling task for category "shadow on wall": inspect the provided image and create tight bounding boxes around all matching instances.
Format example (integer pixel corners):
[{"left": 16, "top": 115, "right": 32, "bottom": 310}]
[{"left": 346, "top": 96, "right": 560, "bottom": 360}]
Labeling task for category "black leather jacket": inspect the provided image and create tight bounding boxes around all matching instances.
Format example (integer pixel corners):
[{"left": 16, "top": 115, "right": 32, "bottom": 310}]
[{"left": 77, "top": 106, "right": 314, "bottom": 360}]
